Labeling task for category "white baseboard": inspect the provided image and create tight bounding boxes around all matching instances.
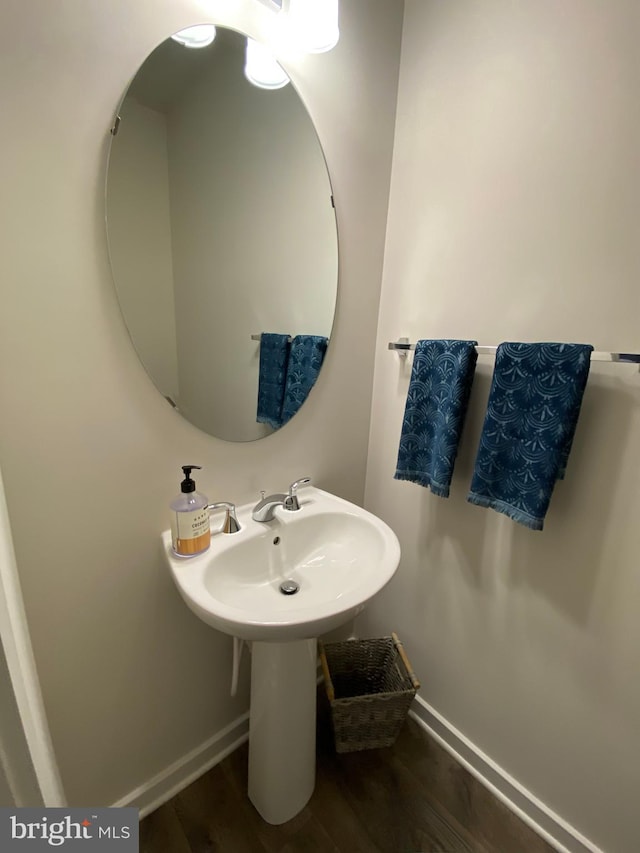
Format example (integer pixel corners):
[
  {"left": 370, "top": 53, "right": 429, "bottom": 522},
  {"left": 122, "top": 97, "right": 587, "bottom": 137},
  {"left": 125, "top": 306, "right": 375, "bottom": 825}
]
[
  {"left": 113, "top": 694, "right": 603, "bottom": 851},
  {"left": 112, "top": 711, "right": 250, "bottom": 819},
  {"left": 409, "top": 696, "right": 603, "bottom": 853}
]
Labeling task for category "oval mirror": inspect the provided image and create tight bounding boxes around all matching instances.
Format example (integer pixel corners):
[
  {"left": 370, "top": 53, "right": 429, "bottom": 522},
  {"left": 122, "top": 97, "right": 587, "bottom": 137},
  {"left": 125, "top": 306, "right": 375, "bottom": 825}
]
[{"left": 106, "top": 26, "right": 338, "bottom": 441}]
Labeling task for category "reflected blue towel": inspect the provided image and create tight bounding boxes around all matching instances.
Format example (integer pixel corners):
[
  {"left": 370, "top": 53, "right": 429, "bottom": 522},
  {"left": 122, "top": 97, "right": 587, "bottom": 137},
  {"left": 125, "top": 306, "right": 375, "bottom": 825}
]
[
  {"left": 394, "top": 340, "right": 478, "bottom": 497},
  {"left": 281, "top": 335, "right": 328, "bottom": 425},
  {"left": 256, "top": 333, "right": 290, "bottom": 429},
  {"left": 467, "top": 342, "right": 593, "bottom": 530}
]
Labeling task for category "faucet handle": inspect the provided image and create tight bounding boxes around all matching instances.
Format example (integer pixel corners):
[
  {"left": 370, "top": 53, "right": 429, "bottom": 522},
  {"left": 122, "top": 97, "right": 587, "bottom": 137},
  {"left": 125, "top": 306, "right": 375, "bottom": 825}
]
[
  {"left": 285, "top": 477, "right": 312, "bottom": 510},
  {"left": 289, "top": 477, "right": 312, "bottom": 496},
  {"left": 208, "top": 502, "right": 241, "bottom": 534}
]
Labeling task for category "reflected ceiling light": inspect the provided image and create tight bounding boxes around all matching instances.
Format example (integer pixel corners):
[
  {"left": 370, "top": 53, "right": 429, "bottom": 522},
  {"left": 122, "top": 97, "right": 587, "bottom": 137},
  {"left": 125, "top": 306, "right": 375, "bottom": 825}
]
[
  {"left": 171, "top": 24, "right": 217, "bottom": 49},
  {"left": 285, "top": 0, "right": 339, "bottom": 54},
  {"left": 244, "top": 38, "right": 290, "bottom": 90}
]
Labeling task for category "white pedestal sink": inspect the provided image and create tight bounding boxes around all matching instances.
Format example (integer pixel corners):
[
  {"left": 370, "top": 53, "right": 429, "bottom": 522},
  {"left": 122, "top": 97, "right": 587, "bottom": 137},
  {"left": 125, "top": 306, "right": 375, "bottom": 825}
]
[{"left": 162, "top": 486, "right": 400, "bottom": 824}]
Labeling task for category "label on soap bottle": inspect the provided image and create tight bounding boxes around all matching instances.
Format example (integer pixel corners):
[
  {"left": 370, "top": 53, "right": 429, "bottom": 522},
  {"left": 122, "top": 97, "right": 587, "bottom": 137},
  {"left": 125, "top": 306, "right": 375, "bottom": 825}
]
[{"left": 171, "top": 508, "right": 211, "bottom": 556}]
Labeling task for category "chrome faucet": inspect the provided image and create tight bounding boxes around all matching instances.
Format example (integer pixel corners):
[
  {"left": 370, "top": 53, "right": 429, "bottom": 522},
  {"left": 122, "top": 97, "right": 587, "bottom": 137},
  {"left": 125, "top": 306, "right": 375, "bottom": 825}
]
[
  {"left": 252, "top": 477, "right": 312, "bottom": 522},
  {"left": 208, "top": 502, "right": 241, "bottom": 534}
]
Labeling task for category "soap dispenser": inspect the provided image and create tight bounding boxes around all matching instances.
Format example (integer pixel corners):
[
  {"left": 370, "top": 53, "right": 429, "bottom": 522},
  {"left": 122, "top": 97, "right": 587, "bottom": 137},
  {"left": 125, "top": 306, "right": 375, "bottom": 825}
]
[{"left": 170, "top": 465, "right": 211, "bottom": 557}]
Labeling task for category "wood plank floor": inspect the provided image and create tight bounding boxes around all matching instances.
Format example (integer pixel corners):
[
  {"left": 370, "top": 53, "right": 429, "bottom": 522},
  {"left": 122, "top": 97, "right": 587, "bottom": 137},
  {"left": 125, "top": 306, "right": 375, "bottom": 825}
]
[{"left": 141, "top": 693, "right": 556, "bottom": 853}]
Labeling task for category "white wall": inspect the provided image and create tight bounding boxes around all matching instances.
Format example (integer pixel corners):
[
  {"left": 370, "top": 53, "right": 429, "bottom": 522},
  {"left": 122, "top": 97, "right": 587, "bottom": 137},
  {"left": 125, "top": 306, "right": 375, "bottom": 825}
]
[
  {"left": 0, "top": 764, "right": 14, "bottom": 808},
  {"left": 0, "top": 461, "right": 63, "bottom": 809},
  {"left": 362, "top": 2, "right": 640, "bottom": 851},
  {"left": 0, "top": 0, "right": 402, "bottom": 807},
  {"left": 0, "top": 645, "right": 41, "bottom": 807},
  {"left": 168, "top": 29, "right": 337, "bottom": 441},
  {"left": 106, "top": 98, "right": 179, "bottom": 404}
]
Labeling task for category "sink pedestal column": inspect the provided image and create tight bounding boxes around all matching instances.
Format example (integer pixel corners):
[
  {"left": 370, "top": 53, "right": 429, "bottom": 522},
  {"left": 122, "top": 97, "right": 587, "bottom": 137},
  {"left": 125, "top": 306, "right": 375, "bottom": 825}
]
[{"left": 248, "top": 638, "right": 317, "bottom": 824}]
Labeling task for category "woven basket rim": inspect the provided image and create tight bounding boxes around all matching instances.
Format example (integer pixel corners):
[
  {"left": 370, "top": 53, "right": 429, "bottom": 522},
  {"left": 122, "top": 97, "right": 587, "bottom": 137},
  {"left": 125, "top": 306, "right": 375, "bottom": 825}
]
[{"left": 320, "top": 635, "right": 417, "bottom": 702}]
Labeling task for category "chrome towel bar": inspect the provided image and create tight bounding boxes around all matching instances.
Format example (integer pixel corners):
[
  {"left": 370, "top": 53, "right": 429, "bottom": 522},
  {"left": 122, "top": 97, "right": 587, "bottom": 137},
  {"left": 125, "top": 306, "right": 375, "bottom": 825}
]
[{"left": 387, "top": 340, "right": 640, "bottom": 364}]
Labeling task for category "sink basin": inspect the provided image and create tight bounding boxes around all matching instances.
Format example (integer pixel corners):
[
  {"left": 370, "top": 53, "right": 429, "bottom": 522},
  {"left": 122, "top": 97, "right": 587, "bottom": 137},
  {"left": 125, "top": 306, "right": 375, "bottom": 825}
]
[{"left": 162, "top": 486, "right": 400, "bottom": 641}]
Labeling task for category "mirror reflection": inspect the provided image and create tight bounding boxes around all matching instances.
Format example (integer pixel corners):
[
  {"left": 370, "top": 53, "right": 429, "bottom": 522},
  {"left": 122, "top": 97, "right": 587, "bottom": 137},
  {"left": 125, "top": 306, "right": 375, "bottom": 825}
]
[{"left": 106, "top": 26, "right": 338, "bottom": 441}]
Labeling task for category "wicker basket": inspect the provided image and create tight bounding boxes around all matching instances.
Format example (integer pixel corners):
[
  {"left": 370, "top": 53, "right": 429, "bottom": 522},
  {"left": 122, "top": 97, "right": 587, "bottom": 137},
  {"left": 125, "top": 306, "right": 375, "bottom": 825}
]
[{"left": 319, "top": 633, "right": 420, "bottom": 753}]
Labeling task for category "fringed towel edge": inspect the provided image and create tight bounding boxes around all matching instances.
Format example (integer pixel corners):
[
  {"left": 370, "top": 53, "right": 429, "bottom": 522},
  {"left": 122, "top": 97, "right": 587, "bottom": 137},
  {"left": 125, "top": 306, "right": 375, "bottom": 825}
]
[
  {"left": 394, "top": 470, "right": 451, "bottom": 499},
  {"left": 466, "top": 491, "right": 544, "bottom": 531}
]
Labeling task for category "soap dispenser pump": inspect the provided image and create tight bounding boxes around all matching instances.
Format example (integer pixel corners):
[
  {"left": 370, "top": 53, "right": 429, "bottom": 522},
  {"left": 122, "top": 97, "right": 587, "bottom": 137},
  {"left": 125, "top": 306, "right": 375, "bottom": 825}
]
[{"left": 170, "top": 465, "right": 211, "bottom": 557}]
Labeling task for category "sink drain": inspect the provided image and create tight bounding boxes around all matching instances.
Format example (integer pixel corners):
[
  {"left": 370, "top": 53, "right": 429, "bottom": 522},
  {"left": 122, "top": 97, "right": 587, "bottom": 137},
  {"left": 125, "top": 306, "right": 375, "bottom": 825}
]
[{"left": 279, "top": 579, "right": 299, "bottom": 595}]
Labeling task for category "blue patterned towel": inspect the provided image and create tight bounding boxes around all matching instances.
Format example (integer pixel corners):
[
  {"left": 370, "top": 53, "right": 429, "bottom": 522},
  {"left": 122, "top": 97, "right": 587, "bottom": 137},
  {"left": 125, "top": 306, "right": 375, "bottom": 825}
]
[
  {"left": 467, "top": 342, "right": 593, "bottom": 530},
  {"left": 281, "top": 335, "right": 328, "bottom": 425},
  {"left": 256, "top": 333, "right": 291, "bottom": 429},
  {"left": 394, "top": 340, "right": 478, "bottom": 497}
]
